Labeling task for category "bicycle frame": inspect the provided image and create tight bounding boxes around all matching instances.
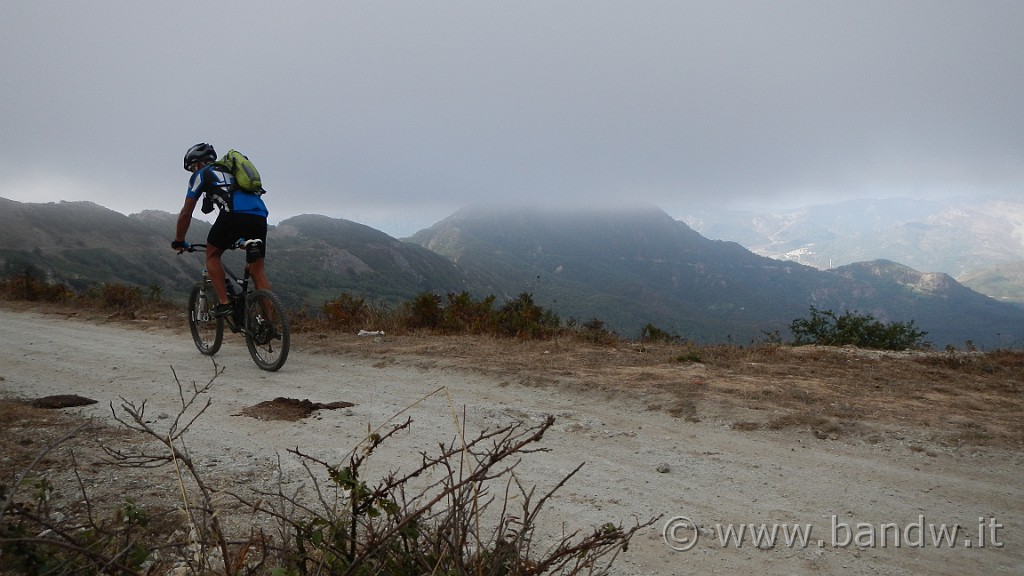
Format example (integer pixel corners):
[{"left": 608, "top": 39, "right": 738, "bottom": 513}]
[
  {"left": 180, "top": 238, "right": 290, "bottom": 371},
  {"left": 191, "top": 242, "right": 255, "bottom": 334},
  {"left": 220, "top": 261, "right": 251, "bottom": 333}
]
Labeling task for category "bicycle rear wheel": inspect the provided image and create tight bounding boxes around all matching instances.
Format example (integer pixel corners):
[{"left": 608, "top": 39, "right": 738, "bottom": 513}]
[
  {"left": 188, "top": 283, "right": 223, "bottom": 355},
  {"left": 244, "top": 288, "right": 290, "bottom": 371}
]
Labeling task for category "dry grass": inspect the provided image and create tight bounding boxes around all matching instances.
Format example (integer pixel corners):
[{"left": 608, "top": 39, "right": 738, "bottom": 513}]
[
  {"left": 298, "top": 332, "right": 1024, "bottom": 449},
  {"left": 4, "top": 298, "right": 1023, "bottom": 451}
]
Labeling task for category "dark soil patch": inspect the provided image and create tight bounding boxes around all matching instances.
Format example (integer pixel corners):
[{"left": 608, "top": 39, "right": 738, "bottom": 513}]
[
  {"left": 29, "top": 395, "right": 98, "bottom": 409},
  {"left": 238, "top": 397, "right": 355, "bottom": 421}
]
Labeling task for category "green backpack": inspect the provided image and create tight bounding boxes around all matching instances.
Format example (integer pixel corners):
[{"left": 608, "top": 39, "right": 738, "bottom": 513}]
[{"left": 214, "top": 149, "right": 266, "bottom": 194}]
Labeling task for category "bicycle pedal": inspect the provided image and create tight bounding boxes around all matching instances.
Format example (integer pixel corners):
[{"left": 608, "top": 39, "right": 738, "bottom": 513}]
[{"left": 211, "top": 303, "right": 234, "bottom": 318}]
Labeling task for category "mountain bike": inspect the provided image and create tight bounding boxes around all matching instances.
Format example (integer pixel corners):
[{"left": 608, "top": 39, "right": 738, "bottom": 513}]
[{"left": 178, "top": 239, "right": 290, "bottom": 371}]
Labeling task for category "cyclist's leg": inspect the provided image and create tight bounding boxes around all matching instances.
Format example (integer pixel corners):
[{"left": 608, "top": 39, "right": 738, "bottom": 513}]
[
  {"left": 205, "top": 244, "right": 229, "bottom": 305},
  {"left": 248, "top": 257, "right": 271, "bottom": 291},
  {"left": 238, "top": 214, "right": 270, "bottom": 291},
  {"left": 247, "top": 257, "right": 277, "bottom": 324},
  {"left": 206, "top": 213, "right": 235, "bottom": 306}
]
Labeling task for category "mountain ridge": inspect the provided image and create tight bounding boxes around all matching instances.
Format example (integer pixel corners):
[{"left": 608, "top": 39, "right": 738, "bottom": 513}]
[
  {"left": 411, "top": 204, "right": 1023, "bottom": 347},
  {"left": 1, "top": 197, "right": 1020, "bottom": 348}
]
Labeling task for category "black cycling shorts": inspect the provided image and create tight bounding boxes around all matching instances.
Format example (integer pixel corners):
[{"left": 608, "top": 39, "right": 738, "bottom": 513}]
[{"left": 207, "top": 212, "right": 267, "bottom": 258}]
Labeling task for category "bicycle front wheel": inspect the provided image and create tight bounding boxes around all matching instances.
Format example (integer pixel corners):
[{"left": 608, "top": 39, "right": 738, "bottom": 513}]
[
  {"left": 188, "top": 283, "right": 223, "bottom": 355},
  {"left": 244, "top": 289, "right": 290, "bottom": 371}
]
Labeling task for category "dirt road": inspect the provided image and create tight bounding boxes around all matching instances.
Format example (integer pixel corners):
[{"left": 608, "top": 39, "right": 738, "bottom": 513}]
[{"left": 1, "top": 308, "right": 1021, "bottom": 574}]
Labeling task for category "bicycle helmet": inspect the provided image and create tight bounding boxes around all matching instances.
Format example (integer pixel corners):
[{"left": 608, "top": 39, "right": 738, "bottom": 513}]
[{"left": 183, "top": 143, "right": 217, "bottom": 171}]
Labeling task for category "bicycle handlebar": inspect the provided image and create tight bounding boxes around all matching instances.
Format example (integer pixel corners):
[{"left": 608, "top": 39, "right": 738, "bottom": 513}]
[
  {"left": 176, "top": 243, "right": 205, "bottom": 254},
  {"left": 176, "top": 238, "right": 261, "bottom": 255}
]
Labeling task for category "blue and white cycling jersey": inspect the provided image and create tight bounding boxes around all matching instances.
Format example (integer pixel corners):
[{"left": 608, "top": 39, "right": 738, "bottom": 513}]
[{"left": 186, "top": 165, "right": 268, "bottom": 217}]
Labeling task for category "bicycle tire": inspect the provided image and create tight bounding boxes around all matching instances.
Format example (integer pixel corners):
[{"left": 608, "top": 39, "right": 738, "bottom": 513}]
[
  {"left": 244, "top": 288, "right": 290, "bottom": 371},
  {"left": 188, "top": 283, "right": 224, "bottom": 355}
]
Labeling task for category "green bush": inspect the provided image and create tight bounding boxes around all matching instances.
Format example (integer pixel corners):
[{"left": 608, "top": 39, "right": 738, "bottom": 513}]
[
  {"left": 402, "top": 292, "right": 444, "bottom": 330},
  {"left": 322, "top": 293, "right": 371, "bottom": 330},
  {"left": 789, "top": 306, "right": 928, "bottom": 350},
  {"left": 641, "top": 323, "right": 681, "bottom": 343},
  {"left": 579, "top": 318, "right": 617, "bottom": 345},
  {"left": 395, "top": 291, "right": 568, "bottom": 339},
  {"left": 495, "top": 292, "right": 561, "bottom": 338},
  {"left": 440, "top": 290, "right": 496, "bottom": 334},
  {"left": 0, "top": 265, "right": 72, "bottom": 302},
  {"left": 94, "top": 283, "right": 144, "bottom": 310}
]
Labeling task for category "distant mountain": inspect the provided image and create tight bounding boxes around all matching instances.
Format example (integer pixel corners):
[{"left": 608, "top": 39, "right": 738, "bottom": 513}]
[
  {"left": 0, "top": 198, "right": 473, "bottom": 310},
  {"left": 267, "top": 214, "right": 472, "bottom": 306},
  {"left": 830, "top": 260, "right": 1022, "bottom": 347},
  {"left": 0, "top": 198, "right": 204, "bottom": 293},
  {"left": 680, "top": 197, "right": 1024, "bottom": 281},
  {"left": 411, "top": 205, "right": 1024, "bottom": 347},
  {"left": 958, "top": 261, "right": 1024, "bottom": 303},
  {"left": 4, "top": 198, "right": 1021, "bottom": 348}
]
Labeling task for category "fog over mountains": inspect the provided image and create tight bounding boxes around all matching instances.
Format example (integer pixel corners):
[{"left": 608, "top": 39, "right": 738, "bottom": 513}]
[
  {"left": 2, "top": 196, "right": 1022, "bottom": 349},
  {"left": 679, "top": 196, "right": 1024, "bottom": 285},
  {"left": 411, "top": 204, "right": 1023, "bottom": 347}
]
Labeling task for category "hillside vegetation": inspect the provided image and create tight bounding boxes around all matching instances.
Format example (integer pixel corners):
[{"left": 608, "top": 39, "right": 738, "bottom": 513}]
[
  {"left": 412, "top": 205, "right": 1024, "bottom": 347},
  {"left": 2, "top": 197, "right": 1023, "bottom": 348}
]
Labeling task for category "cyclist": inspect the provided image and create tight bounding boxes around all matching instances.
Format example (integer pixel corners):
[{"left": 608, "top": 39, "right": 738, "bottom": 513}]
[{"left": 172, "top": 143, "right": 271, "bottom": 318}]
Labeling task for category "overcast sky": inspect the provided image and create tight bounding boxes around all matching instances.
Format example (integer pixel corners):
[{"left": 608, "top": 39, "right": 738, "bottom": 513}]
[{"left": 2, "top": 1, "right": 1022, "bottom": 237}]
